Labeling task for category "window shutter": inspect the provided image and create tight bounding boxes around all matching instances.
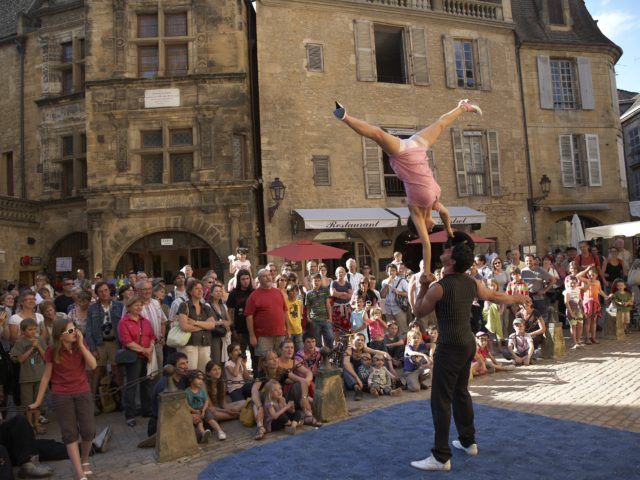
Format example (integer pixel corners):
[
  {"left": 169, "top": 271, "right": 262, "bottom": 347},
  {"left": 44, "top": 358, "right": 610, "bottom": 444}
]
[
  {"left": 617, "top": 136, "right": 627, "bottom": 188},
  {"left": 559, "top": 134, "right": 576, "bottom": 187},
  {"left": 537, "top": 55, "right": 553, "bottom": 109},
  {"left": 442, "top": 34, "right": 457, "bottom": 89},
  {"left": 451, "top": 128, "right": 468, "bottom": 196},
  {"left": 577, "top": 57, "right": 594, "bottom": 110},
  {"left": 585, "top": 134, "right": 601, "bottom": 186},
  {"left": 409, "top": 27, "right": 429, "bottom": 86},
  {"left": 477, "top": 38, "right": 492, "bottom": 91},
  {"left": 306, "top": 44, "right": 324, "bottom": 72},
  {"left": 486, "top": 130, "right": 501, "bottom": 195},
  {"left": 363, "top": 137, "right": 383, "bottom": 198},
  {"left": 312, "top": 155, "right": 331, "bottom": 186},
  {"left": 354, "top": 20, "right": 376, "bottom": 82},
  {"left": 609, "top": 65, "right": 619, "bottom": 115}
]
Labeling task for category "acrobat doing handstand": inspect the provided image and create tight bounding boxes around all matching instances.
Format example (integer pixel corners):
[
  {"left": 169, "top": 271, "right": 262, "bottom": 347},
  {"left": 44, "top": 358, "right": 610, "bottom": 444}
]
[{"left": 333, "top": 99, "right": 482, "bottom": 275}]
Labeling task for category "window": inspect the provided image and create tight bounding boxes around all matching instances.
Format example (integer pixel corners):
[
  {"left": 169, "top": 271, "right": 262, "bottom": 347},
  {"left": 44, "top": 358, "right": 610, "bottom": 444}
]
[
  {"left": 374, "top": 25, "right": 407, "bottom": 84},
  {"left": 312, "top": 156, "right": 331, "bottom": 186},
  {"left": 547, "top": 0, "right": 565, "bottom": 25},
  {"left": 442, "top": 35, "right": 491, "bottom": 90},
  {"left": 631, "top": 168, "right": 640, "bottom": 199},
  {"left": 57, "top": 132, "right": 87, "bottom": 197},
  {"left": 550, "top": 59, "right": 576, "bottom": 109},
  {"left": 353, "top": 21, "right": 429, "bottom": 86},
  {"left": 451, "top": 129, "right": 501, "bottom": 197},
  {"left": 559, "top": 134, "right": 601, "bottom": 187},
  {"left": 58, "top": 38, "right": 85, "bottom": 95},
  {"left": 139, "top": 127, "right": 194, "bottom": 184},
  {"left": 305, "top": 44, "right": 324, "bottom": 72},
  {"left": 232, "top": 134, "right": 248, "bottom": 179},
  {"left": 454, "top": 40, "right": 476, "bottom": 88},
  {"left": 1, "top": 152, "right": 14, "bottom": 197},
  {"left": 135, "top": 12, "right": 189, "bottom": 78},
  {"left": 629, "top": 127, "right": 640, "bottom": 155},
  {"left": 537, "top": 56, "right": 594, "bottom": 110}
]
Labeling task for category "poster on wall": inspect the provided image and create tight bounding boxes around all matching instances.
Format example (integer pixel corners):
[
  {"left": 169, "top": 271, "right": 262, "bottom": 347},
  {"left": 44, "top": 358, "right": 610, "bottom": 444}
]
[{"left": 56, "top": 257, "right": 72, "bottom": 272}]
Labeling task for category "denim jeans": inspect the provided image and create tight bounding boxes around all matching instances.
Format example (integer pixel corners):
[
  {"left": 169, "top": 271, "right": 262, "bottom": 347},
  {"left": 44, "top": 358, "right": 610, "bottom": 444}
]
[
  {"left": 123, "top": 357, "right": 153, "bottom": 419},
  {"left": 309, "top": 321, "right": 334, "bottom": 349}
]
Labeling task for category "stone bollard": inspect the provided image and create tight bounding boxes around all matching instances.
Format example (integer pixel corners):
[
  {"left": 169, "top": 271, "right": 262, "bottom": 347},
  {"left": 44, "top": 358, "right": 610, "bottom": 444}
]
[
  {"left": 603, "top": 312, "right": 624, "bottom": 340},
  {"left": 541, "top": 322, "right": 565, "bottom": 359},
  {"left": 312, "top": 347, "right": 348, "bottom": 423},
  {"left": 155, "top": 366, "right": 199, "bottom": 463}
]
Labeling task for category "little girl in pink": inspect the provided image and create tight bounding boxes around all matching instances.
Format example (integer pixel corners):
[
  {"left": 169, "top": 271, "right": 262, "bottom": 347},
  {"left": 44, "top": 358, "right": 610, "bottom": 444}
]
[{"left": 334, "top": 99, "right": 482, "bottom": 276}]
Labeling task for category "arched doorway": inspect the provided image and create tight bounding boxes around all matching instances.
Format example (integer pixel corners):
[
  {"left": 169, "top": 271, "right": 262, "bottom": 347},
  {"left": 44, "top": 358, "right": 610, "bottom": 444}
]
[
  {"left": 46, "top": 232, "right": 89, "bottom": 284},
  {"left": 115, "top": 231, "right": 222, "bottom": 283},
  {"left": 551, "top": 215, "right": 602, "bottom": 251}
]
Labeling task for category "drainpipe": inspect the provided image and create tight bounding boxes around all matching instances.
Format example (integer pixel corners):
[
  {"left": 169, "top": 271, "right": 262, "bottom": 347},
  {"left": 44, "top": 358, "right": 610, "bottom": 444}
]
[
  {"left": 15, "top": 36, "right": 26, "bottom": 199},
  {"left": 515, "top": 32, "right": 536, "bottom": 246},
  {"left": 245, "top": 0, "right": 267, "bottom": 262}
]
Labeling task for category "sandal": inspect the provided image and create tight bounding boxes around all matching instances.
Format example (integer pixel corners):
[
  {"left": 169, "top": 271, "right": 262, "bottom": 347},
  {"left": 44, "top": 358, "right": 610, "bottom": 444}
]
[
  {"left": 254, "top": 425, "right": 266, "bottom": 441},
  {"left": 304, "top": 415, "right": 322, "bottom": 427},
  {"left": 82, "top": 463, "right": 93, "bottom": 475},
  {"left": 590, "top": 337, "right": 599, "bottom": 344}
]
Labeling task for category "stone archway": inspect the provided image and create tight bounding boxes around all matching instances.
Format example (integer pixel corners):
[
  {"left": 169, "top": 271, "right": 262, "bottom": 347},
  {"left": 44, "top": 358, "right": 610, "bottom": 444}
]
[{"left": 45, "top": 232, "right": 89, "bottom": 277}]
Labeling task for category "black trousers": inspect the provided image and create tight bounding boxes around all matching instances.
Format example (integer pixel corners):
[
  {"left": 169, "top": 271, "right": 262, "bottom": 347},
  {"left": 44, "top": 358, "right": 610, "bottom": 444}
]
[
  {"left": 0, "top": 415, "right": 38, "bottom": 466},
  {"left": 430, "top": 342, "right": 477, "bottom": 463},
  {"left": 123, "top": 358, "right": 153, "bottom": 419}
]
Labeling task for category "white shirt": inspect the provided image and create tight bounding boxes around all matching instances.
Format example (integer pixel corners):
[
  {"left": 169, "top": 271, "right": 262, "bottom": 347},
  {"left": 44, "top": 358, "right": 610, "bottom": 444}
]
[{"left": 346, "top": 271, "right": 364, "bottom": 292}]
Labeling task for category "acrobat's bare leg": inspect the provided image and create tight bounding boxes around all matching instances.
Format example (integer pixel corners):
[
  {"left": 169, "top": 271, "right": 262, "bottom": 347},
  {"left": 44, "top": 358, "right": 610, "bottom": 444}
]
[
  {"left": 434, "top": 201, "right": 454, "bottom": 238},
  {"left": 409, "top": 205, "right": 433, "bottom": 276},
  {"left": 413, "top": 99, "right": 482, "bottom": 148},
  {"left": 334, "top": 103, "right": 401, "bottom": 155}
]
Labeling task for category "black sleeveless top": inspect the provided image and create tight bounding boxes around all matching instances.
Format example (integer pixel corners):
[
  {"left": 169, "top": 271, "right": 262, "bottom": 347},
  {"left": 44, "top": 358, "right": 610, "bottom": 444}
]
[
  {"left": 605, "top": 262, "right": 624, "bottom": 283},
  {"left": 435, "top": 274, "right": 477, "bottom": 347}
]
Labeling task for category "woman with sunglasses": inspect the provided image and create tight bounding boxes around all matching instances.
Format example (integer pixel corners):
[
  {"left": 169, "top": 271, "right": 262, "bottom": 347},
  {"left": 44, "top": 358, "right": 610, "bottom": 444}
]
[
  {"left": 30, "top": 318, "right": 97, "bottom": 480},
  {"left": 488, "top": 257, "right": 509, "bottom": 340}
]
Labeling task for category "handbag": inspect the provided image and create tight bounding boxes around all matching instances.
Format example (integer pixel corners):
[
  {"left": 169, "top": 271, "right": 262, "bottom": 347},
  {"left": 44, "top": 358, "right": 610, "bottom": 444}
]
[
  {"left": 394, "top": 278, "right": 410, "bottom": 312},
  {"left": 239, "top": 398, "right": 256, "bottom": 427},
  {"left": 166, "top": 322, "right": 191, "bottom": 348},
  {"left": 116, "top": 320, "right": 143, "bottom": 364},
  {"left": 210, "top": 304, "right": 227, "bottom": 338}
]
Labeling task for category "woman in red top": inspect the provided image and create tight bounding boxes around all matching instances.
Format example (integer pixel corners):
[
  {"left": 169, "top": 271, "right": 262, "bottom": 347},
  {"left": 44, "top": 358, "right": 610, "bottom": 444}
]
[
  {"left": 30, "top": 317, "right": 97, "bottom": 480},
  {"left": 118, "top": 295, "right": 156, "bottom": 427}
]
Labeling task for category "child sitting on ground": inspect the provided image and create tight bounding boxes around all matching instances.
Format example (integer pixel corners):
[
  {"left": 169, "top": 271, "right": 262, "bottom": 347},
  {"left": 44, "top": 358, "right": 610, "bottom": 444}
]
[
  {"left": 507, "top": 318, "right": 535, "bottom": 366},
  {"left": 10, "top": 318, "right": 47, "bottom": 433},
  {"left": 356, "top": 352, "right": 373, "bottom": 393},
  {"left": 564, "top": 275, "right": 585, "bottom": 348},
  {"left": 262, "top": 380, "right": 301, "bottom": 435},
  {"left": 403, "top": 330, "right": 431, "bottom": 392},
  {"left": 471, "top": 331, "right": 513, "bottom": 375},
  {"left": 369, "top": 354, "right": 402, "bottom": 397},
  {"left": 384, "top": 321, "right": 405, "bottom": 368},
  {"left": 185, "top": 370, "right": 225, "bottom": 443}
]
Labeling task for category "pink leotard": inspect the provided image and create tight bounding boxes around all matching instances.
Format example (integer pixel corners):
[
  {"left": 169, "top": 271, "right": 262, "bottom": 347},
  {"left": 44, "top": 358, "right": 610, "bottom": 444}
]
[{"left": 389, "top": 146, "right": 440, "bottom": 209}]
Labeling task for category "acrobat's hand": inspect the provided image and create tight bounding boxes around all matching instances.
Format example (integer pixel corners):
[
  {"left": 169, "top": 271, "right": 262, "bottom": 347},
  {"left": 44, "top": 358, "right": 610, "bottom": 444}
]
[{"left": 419, "top": 272, "right": 436, "bottom": 287}]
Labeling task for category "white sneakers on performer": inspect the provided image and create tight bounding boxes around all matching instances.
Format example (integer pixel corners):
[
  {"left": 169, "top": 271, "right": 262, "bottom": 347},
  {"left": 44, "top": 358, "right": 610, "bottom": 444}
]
[
  {"left": 410, "top": 455, "right": 451, "bottom": 471},
  {"left": 333, "top": 101, "right": 346, "bottom": 120},
  {"left": 452, "top": 440, "right": 478, "bottom": 456}
]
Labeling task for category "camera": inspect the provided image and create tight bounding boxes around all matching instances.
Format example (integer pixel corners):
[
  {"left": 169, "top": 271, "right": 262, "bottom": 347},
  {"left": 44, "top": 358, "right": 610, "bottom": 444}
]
[{"left": 101, "top": 322, "right": 113, "bottom": 336}]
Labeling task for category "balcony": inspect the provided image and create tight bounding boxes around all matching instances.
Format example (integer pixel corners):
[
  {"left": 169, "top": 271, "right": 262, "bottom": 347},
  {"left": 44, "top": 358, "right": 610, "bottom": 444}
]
[{"left": 358, "top": 0, "right": 504, "bottom": 21}]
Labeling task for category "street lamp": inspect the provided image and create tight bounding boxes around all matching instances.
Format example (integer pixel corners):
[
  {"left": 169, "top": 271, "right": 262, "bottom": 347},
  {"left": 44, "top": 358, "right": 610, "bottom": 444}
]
[
  {"left": 527, "top": 174, "right": 551, "bottom": 212},
  {"left": 267, "top": 177, "right": 286, "bottom": 222}
]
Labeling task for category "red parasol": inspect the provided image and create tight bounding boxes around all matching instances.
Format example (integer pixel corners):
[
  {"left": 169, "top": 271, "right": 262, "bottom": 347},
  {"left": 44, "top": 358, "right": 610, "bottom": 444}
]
[{"left": 265, "top": 240, "right": 349, "bottom": 261}]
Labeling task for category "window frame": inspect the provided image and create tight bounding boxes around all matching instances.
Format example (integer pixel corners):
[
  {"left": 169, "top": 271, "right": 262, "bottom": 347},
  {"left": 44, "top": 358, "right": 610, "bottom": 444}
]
[
  {"left": 558, "top": 133, "right": 602, "bottom": 188},
  {"left": 58, "top": 38, "right": 85, "bottom": 95},
  {"left": 305, "top": 43, "right": 324, "bottom": 73},
  {"left": 451, "top": 129, "right": 502, "bottom": 197},
  {"left": 138, "top": 125, "right": 195, "bottom": 185},
  {"left": 56, "top": 131, "right": 87, "bottom": 197}
]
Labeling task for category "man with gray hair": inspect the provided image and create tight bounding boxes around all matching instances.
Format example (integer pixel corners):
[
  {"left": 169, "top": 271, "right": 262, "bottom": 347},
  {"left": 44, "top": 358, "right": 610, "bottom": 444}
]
[
  {"left": 614, "top": 237, "right": 632, "bottom": 273},
  {"left": 345, "top": 258, "right": 364, "bottom": 292},
  {"left": 245, "top": 269, "right": 288, "bottom": 368}
]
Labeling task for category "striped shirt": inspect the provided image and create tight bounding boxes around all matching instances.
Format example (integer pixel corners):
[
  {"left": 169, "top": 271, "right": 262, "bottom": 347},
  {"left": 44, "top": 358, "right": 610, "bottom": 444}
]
[{"left": 435, "top": 274, "right": 477, "bottom": 347}]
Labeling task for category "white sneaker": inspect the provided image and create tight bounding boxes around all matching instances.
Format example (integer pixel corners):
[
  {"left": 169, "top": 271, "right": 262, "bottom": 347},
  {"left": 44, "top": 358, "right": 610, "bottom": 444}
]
[
  {"left": 452, "top": 440, "right": 478, "bottom": 456},
  {"left": 333, "top": 101, "right": 346, "bottom": 120},
  {"left": 217, "top": 430, "right": 227, "bottom": 441},
  {"left": 410, "top": 455, "right": 451, "bottom": 471}
]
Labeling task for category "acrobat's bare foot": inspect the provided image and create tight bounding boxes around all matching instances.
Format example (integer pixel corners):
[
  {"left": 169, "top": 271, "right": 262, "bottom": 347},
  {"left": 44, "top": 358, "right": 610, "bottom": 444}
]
[
  {"left": 333, "top": 101, "right": 346, "bottom": 120},
  {"left": 446, "top": 225, "right": 454, "bottom": 238},
  {"left": 425, "top": 217, "right": 436, "bottom": 232},
  {"left": 459, "top": 99, "right": 483, "bottom": 116}
]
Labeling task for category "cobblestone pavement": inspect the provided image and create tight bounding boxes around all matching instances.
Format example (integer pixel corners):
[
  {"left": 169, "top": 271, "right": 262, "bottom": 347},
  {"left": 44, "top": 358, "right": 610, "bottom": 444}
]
[{"left": 42, "top": 332, "right": 639, "bottom": 479}]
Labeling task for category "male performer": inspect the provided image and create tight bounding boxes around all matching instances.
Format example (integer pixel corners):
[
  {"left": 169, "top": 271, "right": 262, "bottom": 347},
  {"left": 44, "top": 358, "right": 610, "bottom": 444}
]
[{"left": 411, "top": 232, "right": 531, "bottom": 471}]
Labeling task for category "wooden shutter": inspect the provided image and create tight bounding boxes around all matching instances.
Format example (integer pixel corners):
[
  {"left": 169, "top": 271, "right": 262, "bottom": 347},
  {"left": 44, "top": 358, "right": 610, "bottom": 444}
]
[
  {"left": 577, "top": 57, "right": 594, "bottom": 110},
  {"left": 451, "top": 128, "right": 468, "bottom": 196},
  {"left": 362, "top": 137, "right": 383, "bottom": 198},
  {"left": 477, "top": 38, "right": 492, "bottom": 91},
  {"left": 442, "top": 34, "right": 457, "bottom": 89},
  {"left": 486, "top": 130, "right": 501, "bottom": 195},
  {"left": 306, "top": 44, "right": 324, "bottom": 72},
  {"left": 609, "top": 65, "right": 619, "bottom": 115},
  {"left": 537, "top": 55, "right": 553, "bottom": 109},
  {"left": 585, "top": 134, "right": 601, "bottom": 186},
  {"left": 559, "top": 134, "right": 576, "bottom": 187},
  {"left": 409, "top": 27, "right": 429, "bottom": 86},
  {"left": 354, "top": 20, "right": 376, "bottom": 82},
  {"left": 312, "top": 155, "right": 331, "bottom": 186}
]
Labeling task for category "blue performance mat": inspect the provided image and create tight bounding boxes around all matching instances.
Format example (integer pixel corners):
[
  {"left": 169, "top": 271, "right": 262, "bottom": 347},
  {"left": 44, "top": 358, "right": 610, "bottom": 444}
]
[{"left": 199, "top": 400, "right": 640, "bottom": 480}]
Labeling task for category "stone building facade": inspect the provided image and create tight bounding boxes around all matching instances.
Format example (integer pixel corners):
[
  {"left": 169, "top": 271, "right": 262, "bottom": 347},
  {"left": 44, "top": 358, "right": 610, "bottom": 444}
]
[{"left": 0, "top": 0, "right": 259, "bottom": 284}]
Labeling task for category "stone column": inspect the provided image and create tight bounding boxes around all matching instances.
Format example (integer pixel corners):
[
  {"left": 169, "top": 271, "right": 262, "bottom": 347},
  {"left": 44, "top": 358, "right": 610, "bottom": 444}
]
[
  {"left": 155, "top": 391, "right": 200, "bottom": 463},
  {"left": 90, "top": 218, "right": 103, "bottom": 277},
  {"left": 228, "top": 208, "right": 241, "bottom": 251},
  {"left": 541, "top": 322, "right": 565, "bottom": 359},
  {"left": 312, "top": 365, "right": 348, "bottom": 423}
]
